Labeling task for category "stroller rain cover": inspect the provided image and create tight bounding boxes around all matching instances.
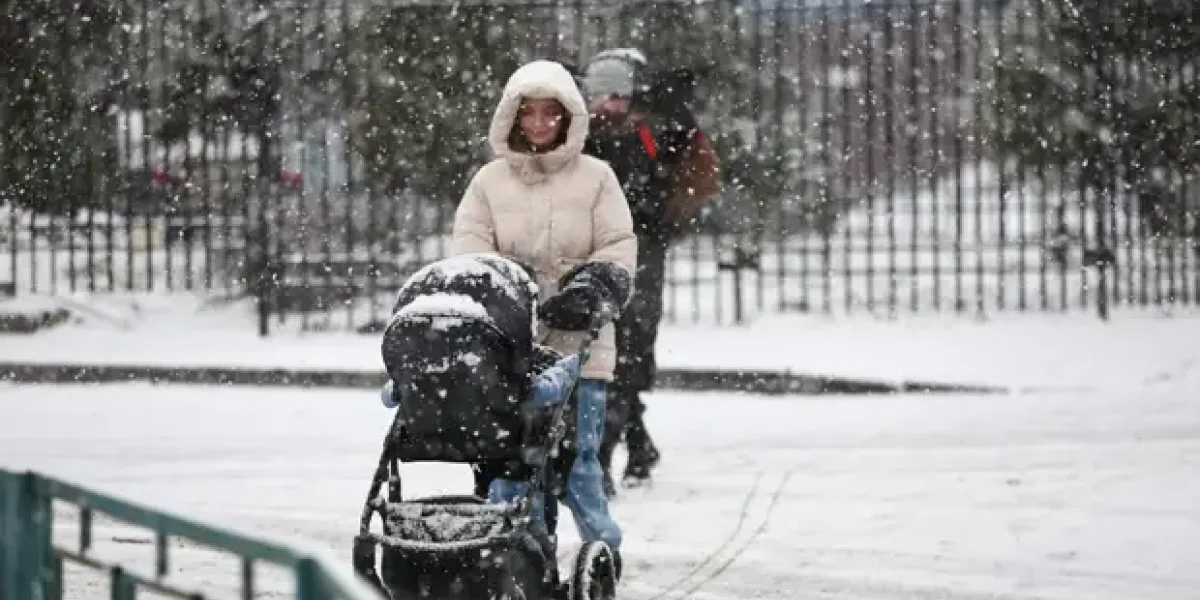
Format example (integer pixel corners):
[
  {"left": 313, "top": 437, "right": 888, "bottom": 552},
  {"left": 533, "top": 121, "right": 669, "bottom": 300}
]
[{"left": 381, "top": 253, "right": 542, "bottom": 463}]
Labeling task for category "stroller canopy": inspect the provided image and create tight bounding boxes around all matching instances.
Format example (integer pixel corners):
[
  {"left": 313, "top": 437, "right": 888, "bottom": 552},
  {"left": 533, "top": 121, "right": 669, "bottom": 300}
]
[
  {"left": 381, "top": 254, "right": 542, "bottom": 462},
  {"left": 387, "top": 253, "right": 538, "bottom": 355}
]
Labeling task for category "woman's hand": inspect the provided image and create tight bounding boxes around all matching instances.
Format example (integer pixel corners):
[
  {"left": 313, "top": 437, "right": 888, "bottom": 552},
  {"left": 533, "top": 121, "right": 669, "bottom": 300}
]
[
  {"left": 537, "top": 261, "right": 633, "bottom": 331},
  {"left": 538, "top": 282, "right": 603, "bottom": 331}
]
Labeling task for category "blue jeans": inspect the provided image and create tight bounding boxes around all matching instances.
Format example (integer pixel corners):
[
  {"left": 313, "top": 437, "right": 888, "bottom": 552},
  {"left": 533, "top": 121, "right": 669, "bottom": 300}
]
[{"left": 488, "top": 378, "right": 623, "bottom": 549}]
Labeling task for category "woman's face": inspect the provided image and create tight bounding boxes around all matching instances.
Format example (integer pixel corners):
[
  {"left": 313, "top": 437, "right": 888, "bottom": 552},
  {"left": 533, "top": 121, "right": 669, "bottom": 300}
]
[{"left": 519, "top": 98, "right": 566, "bottom": 150}]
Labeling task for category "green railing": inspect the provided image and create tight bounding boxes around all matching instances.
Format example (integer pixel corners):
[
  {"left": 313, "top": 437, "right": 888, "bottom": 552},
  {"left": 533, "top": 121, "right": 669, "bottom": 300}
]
[{"left": 0, "top": 469, "right": 383, "bottom": 600}]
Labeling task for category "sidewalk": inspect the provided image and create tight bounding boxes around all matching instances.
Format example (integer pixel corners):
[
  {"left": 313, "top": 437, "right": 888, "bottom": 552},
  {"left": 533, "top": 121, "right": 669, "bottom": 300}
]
[{"left": 3, "top": 293, "right": 1199, "bottom": 394}]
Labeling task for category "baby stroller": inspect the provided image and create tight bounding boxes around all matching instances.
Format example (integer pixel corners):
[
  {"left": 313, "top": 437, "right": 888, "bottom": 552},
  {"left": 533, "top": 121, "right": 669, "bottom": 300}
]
[{"left": 352, "top": 254, "right": 621, "bottom": 600}]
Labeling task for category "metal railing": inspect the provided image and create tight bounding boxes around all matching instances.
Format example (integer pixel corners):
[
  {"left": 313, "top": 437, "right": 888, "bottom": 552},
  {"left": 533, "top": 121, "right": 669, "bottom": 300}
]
[{"left": 0, "top": 469, "right": 382, "bottom": 600}]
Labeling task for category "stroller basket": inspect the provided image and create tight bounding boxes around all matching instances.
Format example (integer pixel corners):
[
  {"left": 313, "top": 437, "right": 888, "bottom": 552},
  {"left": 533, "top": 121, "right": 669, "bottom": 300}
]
[
  {"left": 360, "top": 496, "right": 551, "bottom": 600},
  {"left": 379, "top": 497, "right": 524, "bottom": 551}
]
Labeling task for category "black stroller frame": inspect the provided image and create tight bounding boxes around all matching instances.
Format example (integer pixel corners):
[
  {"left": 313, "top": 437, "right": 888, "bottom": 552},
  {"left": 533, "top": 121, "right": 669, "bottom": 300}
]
[{"left": 353, "top": 306, "right": 620, "bottom": 600}]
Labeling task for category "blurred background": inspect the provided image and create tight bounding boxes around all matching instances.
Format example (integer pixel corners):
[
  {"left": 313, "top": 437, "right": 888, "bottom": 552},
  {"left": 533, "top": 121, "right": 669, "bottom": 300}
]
[{"left": 1, "top": 0, "right": 1197, "bottom": 334}]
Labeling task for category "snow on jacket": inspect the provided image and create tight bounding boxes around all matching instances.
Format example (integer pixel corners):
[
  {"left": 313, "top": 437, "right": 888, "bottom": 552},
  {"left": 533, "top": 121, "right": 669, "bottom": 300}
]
[{"left": 450, "top": 60, "right": 637, "bottom": 381}]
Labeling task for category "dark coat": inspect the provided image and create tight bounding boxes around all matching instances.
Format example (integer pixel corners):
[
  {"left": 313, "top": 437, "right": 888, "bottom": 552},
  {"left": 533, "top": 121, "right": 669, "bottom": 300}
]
[{"left": 584, "top": 118, "right": 692, "bottom": 392}]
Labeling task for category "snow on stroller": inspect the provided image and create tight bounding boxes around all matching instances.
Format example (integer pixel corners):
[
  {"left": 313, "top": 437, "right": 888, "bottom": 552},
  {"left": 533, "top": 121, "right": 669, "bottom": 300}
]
[{"left": 352, "top": 254, "right": 620, "bottom": 600}]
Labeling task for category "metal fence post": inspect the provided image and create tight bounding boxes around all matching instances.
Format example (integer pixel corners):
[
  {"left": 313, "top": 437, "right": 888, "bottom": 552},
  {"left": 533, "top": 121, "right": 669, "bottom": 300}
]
[
  {"left": 717, "top": 245, "right": 762, "bottom": 325},
  {"left": 255, "top": 208, "right": 274, "bottom": 338},
  {"left": 1, "top": 472, "right": 54, "bottom": 600},
  {"left": 0, "top": 470, "right": 10, "bottom": 600},
  {"left": 295, "top": 557, "right": 320, "bottom": 600}
]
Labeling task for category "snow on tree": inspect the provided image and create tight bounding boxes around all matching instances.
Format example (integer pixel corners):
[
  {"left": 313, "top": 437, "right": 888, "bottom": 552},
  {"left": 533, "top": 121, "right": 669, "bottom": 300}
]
[
  {"left": 987, "top": 0, "right": 1200, "bottom": 237},
  {"left": 0, "top": 0, "right": 121, "bottom": 214},
  {"left": 348, "top": 4, "right": 528, "bottom": 204}
]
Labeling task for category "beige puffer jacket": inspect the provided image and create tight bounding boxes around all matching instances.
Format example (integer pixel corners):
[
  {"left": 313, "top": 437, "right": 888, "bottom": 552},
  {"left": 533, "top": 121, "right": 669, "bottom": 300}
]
[{"left": 450, "top": 60, "right": 638, "bottom": 381}]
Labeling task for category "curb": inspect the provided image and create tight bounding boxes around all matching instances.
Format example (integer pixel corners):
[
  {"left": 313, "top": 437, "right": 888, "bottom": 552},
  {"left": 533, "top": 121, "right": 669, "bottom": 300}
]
[
  {"left": 0, "top": 362, "right": 1008, "bottom": 395},
  {"left": 0, "top": 308, "right": 72, "bottom": 334}
]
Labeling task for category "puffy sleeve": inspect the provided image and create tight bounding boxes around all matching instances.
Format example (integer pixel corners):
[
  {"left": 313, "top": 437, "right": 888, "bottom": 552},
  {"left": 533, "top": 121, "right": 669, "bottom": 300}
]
[
  {"left": 590, "top": 166, "right": 638, "bottom": 277},
  {"left": 449, "top": 172, "right": 498, "bottom": 255}
]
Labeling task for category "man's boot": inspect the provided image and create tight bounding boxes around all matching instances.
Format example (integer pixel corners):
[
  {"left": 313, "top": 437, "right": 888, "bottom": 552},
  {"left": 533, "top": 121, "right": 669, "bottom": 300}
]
[{"left": 622, "top": 399, "right": 660, "bottom": 487}]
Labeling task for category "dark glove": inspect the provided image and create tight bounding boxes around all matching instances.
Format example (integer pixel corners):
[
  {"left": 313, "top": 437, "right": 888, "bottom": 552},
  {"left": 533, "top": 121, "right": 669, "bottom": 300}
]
[
  {"left": 537, "top": 262, "right": 634, "bottom": 331},
  {"left": 538, "top": 282, "right": 602, "bottom": 331}
]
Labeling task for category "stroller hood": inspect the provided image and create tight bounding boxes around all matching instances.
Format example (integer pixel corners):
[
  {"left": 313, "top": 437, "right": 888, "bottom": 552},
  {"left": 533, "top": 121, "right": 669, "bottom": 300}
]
[
  {"left": 387, "top": 253, "right": 538, "bottom": 345},
  {"left": 381, "top": 254, "right": 542, "bottom": 462}
]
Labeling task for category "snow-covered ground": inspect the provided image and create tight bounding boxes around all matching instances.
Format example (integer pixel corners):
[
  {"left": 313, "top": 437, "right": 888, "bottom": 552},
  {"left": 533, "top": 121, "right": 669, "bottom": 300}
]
[
  {"left": 2, "top": 380, "right": 1198, "bottom": 599},
  {"left": 3, "top": 290, "right": 1200, "bottom": 391}
]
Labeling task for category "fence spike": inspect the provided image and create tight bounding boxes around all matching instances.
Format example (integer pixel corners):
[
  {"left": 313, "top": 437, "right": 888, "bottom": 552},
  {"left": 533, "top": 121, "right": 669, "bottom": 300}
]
[
  {"left": 242, "top": 556, "right": 255, "bottom": 600},
  {"left": 80, "top": 507, "right": 92, "bottom": 553},
  {"left": 155, "top": 528, "right": 169, "bottom": 578},
  {"left": 49, "top": 553, "right": 64, "bottom": 600},
  {"left": 110, "top": 566, "right": 137, "bottom": 600}
]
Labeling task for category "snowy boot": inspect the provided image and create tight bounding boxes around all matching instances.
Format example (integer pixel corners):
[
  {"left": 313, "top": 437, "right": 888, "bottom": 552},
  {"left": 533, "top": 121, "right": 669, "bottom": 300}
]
[
  {"left": 603, "top": 466, "right": 618, "bottom": 500},
  {"left": 622, "top": 412, "right": 660, "bottom": 487}
]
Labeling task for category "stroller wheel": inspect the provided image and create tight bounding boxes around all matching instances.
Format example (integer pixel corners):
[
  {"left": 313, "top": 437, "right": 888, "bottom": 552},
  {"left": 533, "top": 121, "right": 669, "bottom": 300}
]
[{"left": 570, "top": 541, "right": 618, "bottom": 600}]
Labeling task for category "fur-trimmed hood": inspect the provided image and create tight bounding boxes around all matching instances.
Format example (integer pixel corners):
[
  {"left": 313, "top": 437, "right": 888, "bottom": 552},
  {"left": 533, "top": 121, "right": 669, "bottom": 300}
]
[{"left": 488, "top": 60, "right": 590, "bottom": 184}]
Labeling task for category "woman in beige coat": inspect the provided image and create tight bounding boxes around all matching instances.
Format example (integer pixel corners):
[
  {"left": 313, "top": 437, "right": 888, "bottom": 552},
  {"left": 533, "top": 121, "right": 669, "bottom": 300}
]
[{"left": 451, "top": 59, "right": 637, "bottom": 562}]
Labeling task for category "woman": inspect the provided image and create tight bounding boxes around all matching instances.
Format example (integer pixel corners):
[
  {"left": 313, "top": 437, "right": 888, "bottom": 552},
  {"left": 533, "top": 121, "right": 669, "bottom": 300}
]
[{"left": 450, "top": 59, "right": 637, "bottom": 561}]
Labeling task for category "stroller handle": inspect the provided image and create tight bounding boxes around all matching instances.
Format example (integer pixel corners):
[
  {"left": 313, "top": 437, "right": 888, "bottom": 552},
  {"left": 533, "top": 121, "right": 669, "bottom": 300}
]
[
  {"left": 524, "top": 302, "right": 617, "bottom": 502},
  {"left": 575, "top": 302, "right": 616, "bottom": 365}
]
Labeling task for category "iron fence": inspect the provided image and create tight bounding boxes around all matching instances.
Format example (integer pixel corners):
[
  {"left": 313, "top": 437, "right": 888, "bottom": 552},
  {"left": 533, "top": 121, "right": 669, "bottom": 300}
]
[
  {"left": 1, "top": 0, "right": 1197, "bottom": 333},
  {"left": 0, "top": 469, "right": 381, "bottom": 600}
]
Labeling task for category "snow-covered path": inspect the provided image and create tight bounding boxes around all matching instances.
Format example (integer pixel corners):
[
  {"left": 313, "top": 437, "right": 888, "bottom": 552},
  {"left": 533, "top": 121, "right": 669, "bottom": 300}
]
[{"left": 2, "top": 382, "right": 1198, "bottom": 599}]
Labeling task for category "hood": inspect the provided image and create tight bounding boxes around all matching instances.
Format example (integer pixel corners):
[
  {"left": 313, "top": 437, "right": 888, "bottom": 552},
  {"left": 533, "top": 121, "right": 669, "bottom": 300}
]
[
  {"left": 388, "top": 253, "right": 539, "bottom": 350},
  {"left": 488, "top": 60, "right": 590, "bottom": 183}
]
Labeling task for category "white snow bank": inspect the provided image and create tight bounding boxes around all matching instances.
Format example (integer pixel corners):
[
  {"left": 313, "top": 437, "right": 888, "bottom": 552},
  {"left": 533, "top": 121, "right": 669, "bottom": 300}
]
[
  {"left": 1, "top": 291, "right": 1199, "bottom": 391},
  {"left": 655, "top": 309, "right": 1200, "bottom": 391},
  {"left": 0, "top": 295, "right": 69, "bottom": 314}
]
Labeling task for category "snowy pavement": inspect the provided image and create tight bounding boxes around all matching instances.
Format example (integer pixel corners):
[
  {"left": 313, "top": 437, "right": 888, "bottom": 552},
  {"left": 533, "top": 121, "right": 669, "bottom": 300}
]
[{"left": 3, "top": 380, "right": 1198, "bottom": 599}]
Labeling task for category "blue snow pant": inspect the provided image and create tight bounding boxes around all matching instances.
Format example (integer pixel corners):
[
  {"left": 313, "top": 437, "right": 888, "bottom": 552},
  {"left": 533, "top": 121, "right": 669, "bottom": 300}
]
[{"left": 488, "top": 378, "right": 623, "bottom": 550}]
